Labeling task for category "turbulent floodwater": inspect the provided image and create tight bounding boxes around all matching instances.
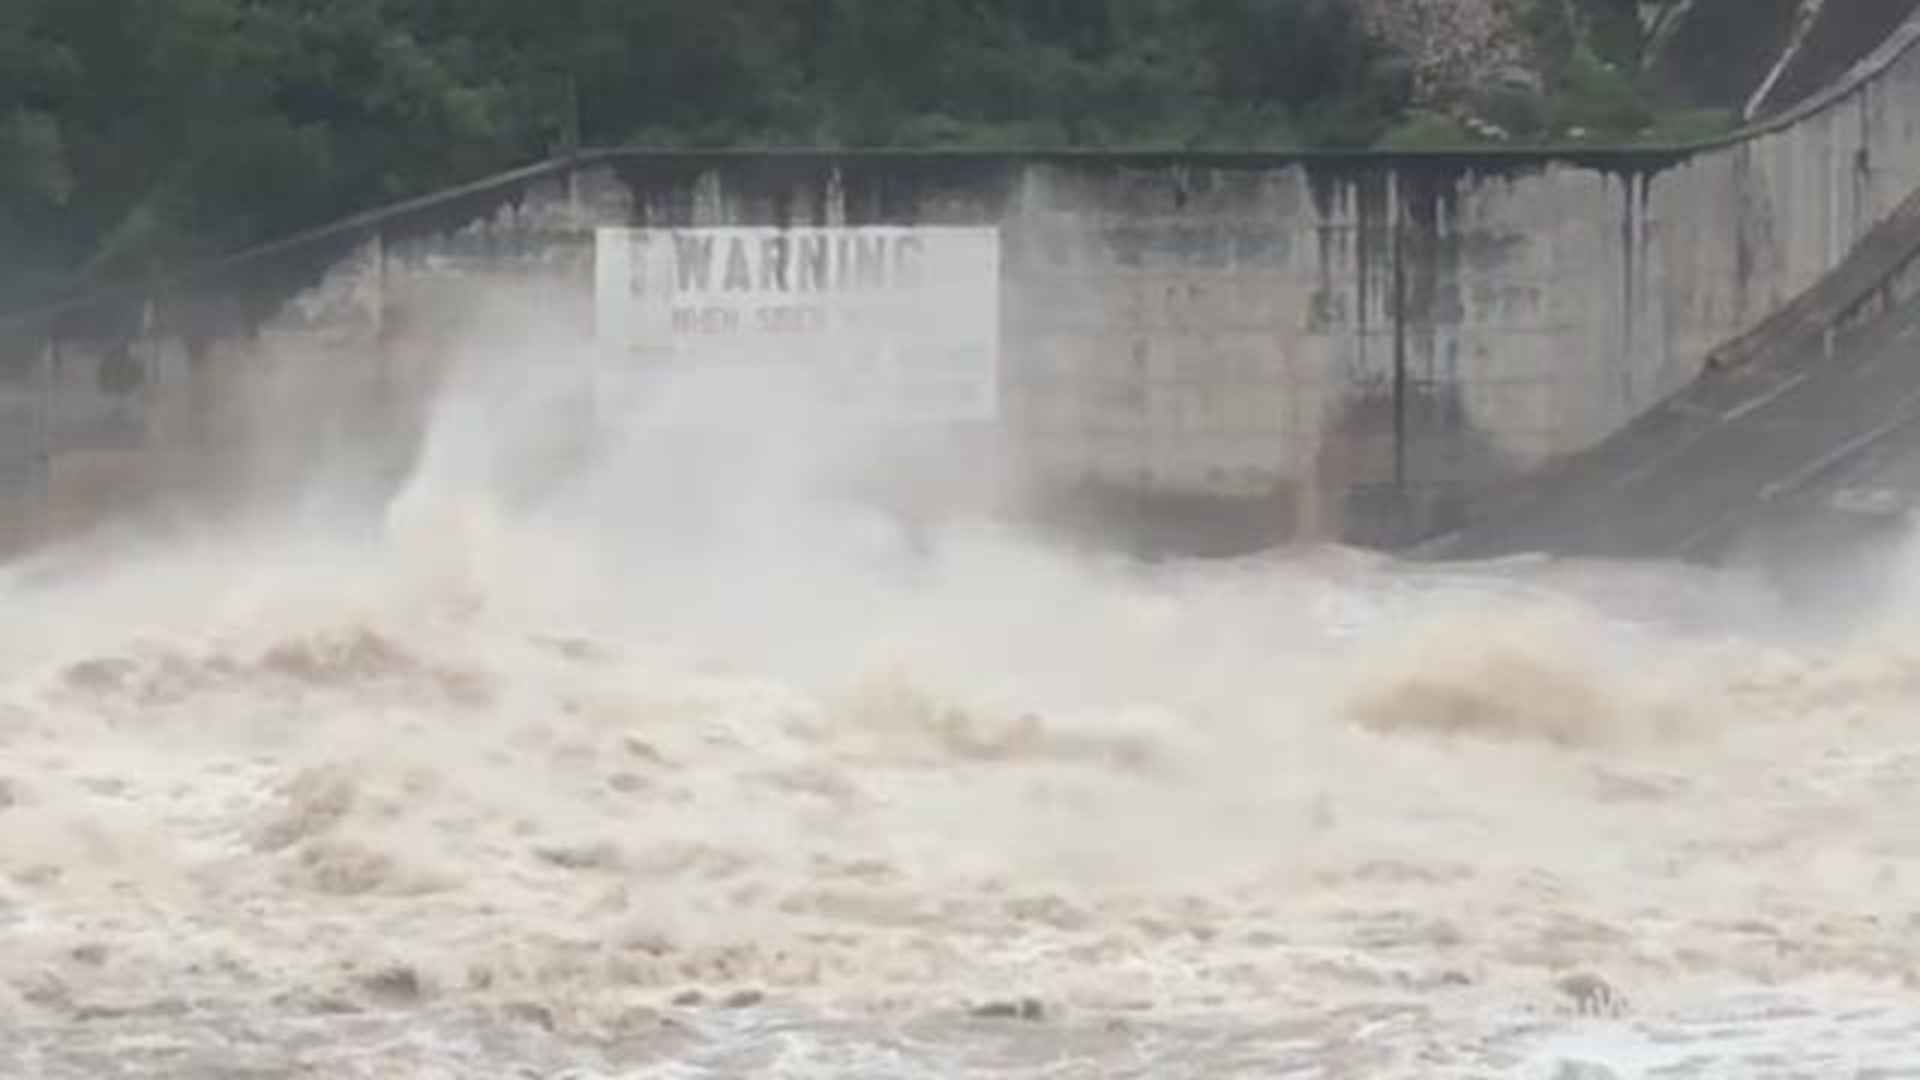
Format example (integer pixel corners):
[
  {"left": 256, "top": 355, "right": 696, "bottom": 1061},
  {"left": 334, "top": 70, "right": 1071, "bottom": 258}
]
[{"left": 7, "top": 374, "right": 1920, "bottom": 1078}]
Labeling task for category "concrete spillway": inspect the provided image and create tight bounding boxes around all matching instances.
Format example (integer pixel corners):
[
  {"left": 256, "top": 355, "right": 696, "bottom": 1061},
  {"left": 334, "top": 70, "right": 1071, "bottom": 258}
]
[{"left": 1431, "top": 280, "right": 1920, "bottom": 566}]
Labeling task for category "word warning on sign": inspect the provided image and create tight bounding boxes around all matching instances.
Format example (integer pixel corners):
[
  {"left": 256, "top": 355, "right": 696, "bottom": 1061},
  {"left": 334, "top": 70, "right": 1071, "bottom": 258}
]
[{"left": 593, "top": 225, "right": 1001, "bottom": 423}]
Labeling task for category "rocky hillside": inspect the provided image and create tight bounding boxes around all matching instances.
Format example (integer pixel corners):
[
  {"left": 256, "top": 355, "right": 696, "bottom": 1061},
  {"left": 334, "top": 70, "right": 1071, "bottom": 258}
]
[
  {"left": 1356, "top": 0, "right": 1690, "bottom": 143},
  {"left": 1354, "top": 0, "right": 1547, "bottom": 107},
  {"left": 1357, "top": 0, "right": 1920, "bottom": 143}
]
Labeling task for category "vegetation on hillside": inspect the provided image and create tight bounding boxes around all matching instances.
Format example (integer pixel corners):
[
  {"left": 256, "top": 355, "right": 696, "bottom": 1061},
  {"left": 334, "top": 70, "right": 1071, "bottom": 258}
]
[
  {"left": 1377, "top": 0, "right": 1732, "bottom": 148},
  {"left": 0, "top": 0, "right": 1718, "bottom": 313}
]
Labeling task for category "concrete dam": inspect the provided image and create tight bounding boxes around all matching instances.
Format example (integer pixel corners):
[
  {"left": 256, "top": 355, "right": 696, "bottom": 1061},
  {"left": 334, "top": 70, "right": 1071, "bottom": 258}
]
[
  {"left": 23, "top": 11, "right": 1920, "bottom": 1076},
  {"left": 9, "top": 14, "right": 1920, "bottom": 563}
]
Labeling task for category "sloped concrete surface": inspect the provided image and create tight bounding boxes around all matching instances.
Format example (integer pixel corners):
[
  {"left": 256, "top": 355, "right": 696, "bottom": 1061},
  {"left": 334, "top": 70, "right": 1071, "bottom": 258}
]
[{"left": 1432, "top": 283, "right": 1920, "bottom": 565}]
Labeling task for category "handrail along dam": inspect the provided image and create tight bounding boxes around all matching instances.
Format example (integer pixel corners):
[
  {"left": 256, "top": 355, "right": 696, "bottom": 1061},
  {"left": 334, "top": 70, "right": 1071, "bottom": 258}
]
[{"left": 9, "top": 16, "right": 1920, "bottom": 561}]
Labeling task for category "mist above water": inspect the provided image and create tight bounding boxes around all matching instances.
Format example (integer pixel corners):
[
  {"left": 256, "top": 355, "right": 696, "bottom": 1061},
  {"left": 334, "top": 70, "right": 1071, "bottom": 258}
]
[{"left": 5, "top": 291, "right": 1920, "bottom": 1075}]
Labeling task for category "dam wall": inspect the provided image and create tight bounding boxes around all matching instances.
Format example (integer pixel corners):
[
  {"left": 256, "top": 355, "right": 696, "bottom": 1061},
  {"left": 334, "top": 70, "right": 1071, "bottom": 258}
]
[{"left": 7, "top": 15, "right": 1920, "bottom": 553}]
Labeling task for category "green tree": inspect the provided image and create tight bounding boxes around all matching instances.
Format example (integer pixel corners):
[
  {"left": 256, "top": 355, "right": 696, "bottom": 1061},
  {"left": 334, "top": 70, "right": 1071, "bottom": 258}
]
[{"left": 0, "top": 0, "right": 1683, "bottom": 313}]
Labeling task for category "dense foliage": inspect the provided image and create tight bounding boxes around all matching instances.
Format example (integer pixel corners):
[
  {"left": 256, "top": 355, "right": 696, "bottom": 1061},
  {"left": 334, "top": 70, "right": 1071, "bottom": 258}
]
[{"left": 0, "top": 0, "right": 1683, "bottom": 312}]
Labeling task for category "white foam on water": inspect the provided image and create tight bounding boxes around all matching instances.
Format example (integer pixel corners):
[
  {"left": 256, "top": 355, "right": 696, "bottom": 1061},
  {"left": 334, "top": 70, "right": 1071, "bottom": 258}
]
[{"left": 5, "top": 299, "right": 1920, "bottom": 1076}]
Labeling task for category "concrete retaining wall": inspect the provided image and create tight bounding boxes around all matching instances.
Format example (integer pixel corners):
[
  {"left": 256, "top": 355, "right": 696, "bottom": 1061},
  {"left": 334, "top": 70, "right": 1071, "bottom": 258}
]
[{"left": 7, "top": 14, "right": 1920, "bottom": 554}]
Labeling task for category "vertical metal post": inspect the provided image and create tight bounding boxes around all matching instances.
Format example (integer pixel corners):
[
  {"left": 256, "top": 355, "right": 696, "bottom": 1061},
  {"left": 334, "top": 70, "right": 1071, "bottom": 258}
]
[
  {"left": 1391, "top": 201, "right": 1408, "bottom": 491},
  {"left": 560, "top": 72, "right": 582, "bottom": 160},
  {"left": 34, "top": 337, "right": 54, "bottom": 541}
]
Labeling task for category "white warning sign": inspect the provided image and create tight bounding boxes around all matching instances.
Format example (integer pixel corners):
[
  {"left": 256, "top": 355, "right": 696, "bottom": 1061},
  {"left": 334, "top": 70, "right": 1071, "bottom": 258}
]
[{"left": 593, "top": 225, "right": 1000, "bottom": 423}]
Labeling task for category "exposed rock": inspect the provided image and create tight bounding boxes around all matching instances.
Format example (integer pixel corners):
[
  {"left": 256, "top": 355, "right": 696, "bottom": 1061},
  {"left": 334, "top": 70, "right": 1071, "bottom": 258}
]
[{"left": 1353, "top": 0, "right": 1541, "bottom": 108}]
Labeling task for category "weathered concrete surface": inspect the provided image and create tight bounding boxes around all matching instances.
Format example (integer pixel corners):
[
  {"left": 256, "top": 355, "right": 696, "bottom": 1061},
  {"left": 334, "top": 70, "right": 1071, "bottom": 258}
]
[
  {"left": 1426, "top": 271, "right": 1920, "bottom": 618},
  {"left": 5, "top": 13, "right": 1920, "bottom": 555},
  {"left": 1430, "top": 231, "right": 1920, "bottom": 562},
  {"left": 1429, "top": 128, "right": 1920, "bottom": 563}
]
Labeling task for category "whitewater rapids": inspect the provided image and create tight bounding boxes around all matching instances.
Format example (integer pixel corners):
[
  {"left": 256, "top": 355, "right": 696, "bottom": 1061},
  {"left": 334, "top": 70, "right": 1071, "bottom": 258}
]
[{"left": 4, "top": 367, "right": 1920, "bottom": 1077}]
